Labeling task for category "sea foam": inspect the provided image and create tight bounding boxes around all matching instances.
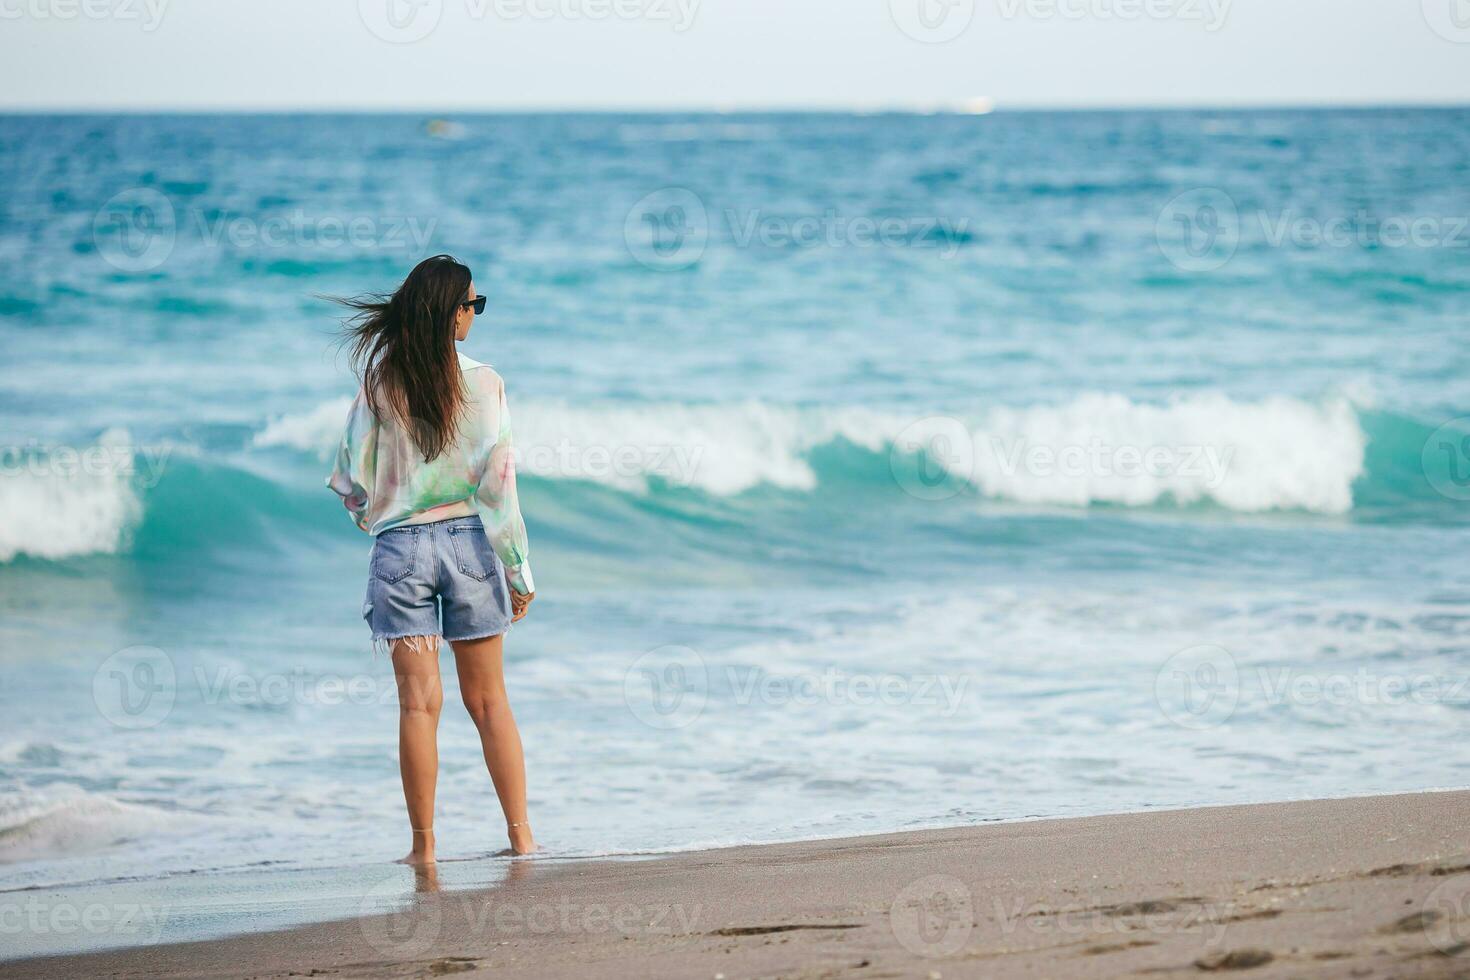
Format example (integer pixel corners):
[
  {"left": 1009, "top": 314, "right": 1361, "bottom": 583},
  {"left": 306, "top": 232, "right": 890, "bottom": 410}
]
[
  {"left": 259, "top": 391, "right": 1367, "bottom": 513},
  {"left": 0, "top": 430, "right": 144, "bottom": 562},
  {"left": 0, "top": 788, "right": 177, "bottom": 864}
]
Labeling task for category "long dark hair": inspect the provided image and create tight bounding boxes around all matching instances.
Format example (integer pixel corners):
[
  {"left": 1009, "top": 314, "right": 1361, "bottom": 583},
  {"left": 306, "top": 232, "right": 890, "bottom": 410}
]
[{"left": 338, "top": 255, "right": 472, "bottom": 462}]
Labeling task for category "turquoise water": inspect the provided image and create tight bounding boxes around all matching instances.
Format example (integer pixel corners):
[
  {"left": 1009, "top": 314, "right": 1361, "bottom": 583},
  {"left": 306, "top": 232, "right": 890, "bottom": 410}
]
[{"left": 2, "top": 110, "right": 1470, "bottom": 947}]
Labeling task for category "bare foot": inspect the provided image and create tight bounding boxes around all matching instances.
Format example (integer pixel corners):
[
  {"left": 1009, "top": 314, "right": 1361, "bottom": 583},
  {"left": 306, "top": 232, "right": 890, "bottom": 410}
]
[
  {"left": 397, "top": 829, "right": 435, "bottom": 865},
  {"left": 504, "top": 824, "right": 538, "bottom": 857}
]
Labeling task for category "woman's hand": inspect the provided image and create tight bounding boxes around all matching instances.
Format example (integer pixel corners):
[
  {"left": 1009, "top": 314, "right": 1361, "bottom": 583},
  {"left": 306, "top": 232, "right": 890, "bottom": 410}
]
[{"left": 511, "top": 590, "right": 535, "bottom": 622}]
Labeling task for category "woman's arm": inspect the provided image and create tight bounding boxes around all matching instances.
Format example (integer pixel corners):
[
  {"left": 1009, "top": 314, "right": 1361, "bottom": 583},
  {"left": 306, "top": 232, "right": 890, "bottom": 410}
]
[
  {"left": 473, "top": 375, "right": 535, "bottom": 596},
  {"left": 326, "top": 390, "right": 374, "bottom": 531}
]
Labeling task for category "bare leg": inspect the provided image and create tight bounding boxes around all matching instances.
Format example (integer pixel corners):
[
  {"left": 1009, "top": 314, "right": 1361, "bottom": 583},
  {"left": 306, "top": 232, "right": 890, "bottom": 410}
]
[
  {"left": 451, "top": 633, "right": 537, "bottom": 855},
  {"left": 391, "top": 636, "right": 443, "bottom": 865}
]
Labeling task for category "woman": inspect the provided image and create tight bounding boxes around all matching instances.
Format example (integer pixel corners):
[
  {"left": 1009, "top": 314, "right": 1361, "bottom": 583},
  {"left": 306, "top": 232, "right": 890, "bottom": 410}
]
[{"left": 327, "top": 254, "right": 537, "bottom": 863}]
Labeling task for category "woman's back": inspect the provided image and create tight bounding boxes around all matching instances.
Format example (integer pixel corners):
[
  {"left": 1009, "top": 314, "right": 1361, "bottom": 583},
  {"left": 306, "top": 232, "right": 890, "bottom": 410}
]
[{"left": 329, "top": 350, "right": 533, "bottom": 595}]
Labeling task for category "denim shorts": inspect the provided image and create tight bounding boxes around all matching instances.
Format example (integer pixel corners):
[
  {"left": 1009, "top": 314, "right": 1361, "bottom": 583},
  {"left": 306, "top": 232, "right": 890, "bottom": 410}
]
[{"left": 363, "top": 515, "right": 513, "bottom": 648}]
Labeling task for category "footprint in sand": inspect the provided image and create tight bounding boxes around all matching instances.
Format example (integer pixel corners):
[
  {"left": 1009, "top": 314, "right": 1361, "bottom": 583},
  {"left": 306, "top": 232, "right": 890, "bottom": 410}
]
[{"left": 1193, "top": 948, "right": 1274, "bottom": 971}]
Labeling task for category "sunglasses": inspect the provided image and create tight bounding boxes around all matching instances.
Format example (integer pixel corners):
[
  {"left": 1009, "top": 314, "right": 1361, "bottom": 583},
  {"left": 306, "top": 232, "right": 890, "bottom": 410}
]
[{"left": 460, "top": 296, "right": 487, "bottom": 315}]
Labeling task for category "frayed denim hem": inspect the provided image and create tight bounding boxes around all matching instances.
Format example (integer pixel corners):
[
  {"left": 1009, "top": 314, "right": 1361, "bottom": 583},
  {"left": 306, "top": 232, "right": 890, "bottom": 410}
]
[
  {"left": 370, "top": 633, "right": 442, "bottom": 662},
  {"left": 442, "top": 624, "right": 511, "bottom": 643}
]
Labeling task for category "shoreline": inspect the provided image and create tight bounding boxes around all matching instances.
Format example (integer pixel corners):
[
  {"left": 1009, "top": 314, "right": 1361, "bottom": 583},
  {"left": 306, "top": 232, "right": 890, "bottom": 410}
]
[{"left": 5, "top": 790, "right": 1469, "bottom": 978}]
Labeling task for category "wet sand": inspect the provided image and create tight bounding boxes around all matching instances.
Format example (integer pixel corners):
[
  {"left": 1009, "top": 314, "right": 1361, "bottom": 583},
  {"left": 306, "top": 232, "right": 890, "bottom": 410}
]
[{"left": 5, "top": 790, "right": 1469, "bottom": 979}]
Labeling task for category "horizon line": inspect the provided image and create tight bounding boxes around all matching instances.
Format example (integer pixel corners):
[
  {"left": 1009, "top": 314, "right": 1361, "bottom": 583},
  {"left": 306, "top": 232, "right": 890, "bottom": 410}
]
[{"left": 2, "top": 99, "right": 1468, "bottom": 115}]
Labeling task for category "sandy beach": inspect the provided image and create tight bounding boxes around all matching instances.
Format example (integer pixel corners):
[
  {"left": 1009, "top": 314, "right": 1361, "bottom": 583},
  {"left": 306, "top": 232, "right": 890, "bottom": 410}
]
[{"left": 5, "top": 790, "right": 1468, "bottom": 979}]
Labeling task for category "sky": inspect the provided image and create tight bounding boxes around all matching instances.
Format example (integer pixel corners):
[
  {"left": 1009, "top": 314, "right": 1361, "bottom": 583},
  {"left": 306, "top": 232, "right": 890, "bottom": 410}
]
[{"left": 1, "top": 0, "right": 1467, "bottom": 110}]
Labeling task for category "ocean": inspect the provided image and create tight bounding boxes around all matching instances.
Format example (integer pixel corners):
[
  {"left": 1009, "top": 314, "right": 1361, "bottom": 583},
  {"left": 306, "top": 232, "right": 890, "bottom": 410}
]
[{"left": 2, "top": 108, "right": 1469, "bottom": 952}]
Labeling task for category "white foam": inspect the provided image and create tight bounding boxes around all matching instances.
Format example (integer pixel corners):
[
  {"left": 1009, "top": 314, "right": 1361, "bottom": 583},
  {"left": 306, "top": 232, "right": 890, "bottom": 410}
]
[
  {"left": 957, "top": 392, "right": 1366, "bottom": 514},
  {"left": 253, "top": 397, "right": 353, "bottom": 456},
  {"left": 0, "top": 430, "right": 144, "bottom": 562},
  {"left": 0, "top": 789, "right": 177, "bottom": 864},
  {"left": 259, "top": 392, "right": 1367, "bottom": 513},
  {"left": 514, "top": 400, "right": 855, "bottom": 496}
]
